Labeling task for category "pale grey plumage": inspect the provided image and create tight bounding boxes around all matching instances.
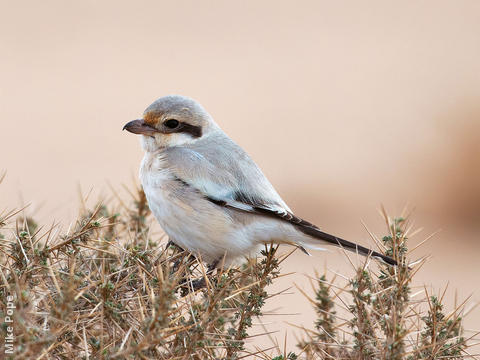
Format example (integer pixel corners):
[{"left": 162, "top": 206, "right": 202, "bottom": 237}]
[
  {"left": 164, "top": 133, "right": 290, "bottom": 210},
  {"left": 124, "top": 95, "right": 397, "bottom": 267}
]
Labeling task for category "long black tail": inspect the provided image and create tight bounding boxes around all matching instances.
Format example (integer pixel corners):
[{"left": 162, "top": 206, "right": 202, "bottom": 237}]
[{"left": 296, "top": 224, "right": 398, "bottom": 266}]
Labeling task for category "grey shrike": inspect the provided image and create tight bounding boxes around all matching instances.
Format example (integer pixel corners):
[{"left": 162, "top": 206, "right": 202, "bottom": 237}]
[{"left": 123, "top": 95, "right": 396, "bottom": 267}]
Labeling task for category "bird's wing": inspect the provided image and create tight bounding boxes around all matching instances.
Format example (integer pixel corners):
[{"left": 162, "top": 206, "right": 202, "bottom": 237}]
[
  {"left": 164, "top": 132, "right": 291, "bottom": 214},
  {"left": 163, "top": 135, "right": 397, "bottom": 266}
]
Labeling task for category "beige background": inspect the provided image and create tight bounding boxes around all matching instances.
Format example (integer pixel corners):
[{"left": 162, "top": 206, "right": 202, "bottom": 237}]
[{"left": 1, "top": 0, "right": 479, "bottom": 353}]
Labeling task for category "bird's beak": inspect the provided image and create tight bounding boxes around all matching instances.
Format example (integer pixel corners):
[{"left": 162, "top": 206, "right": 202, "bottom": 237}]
[{"left": 122, "top": 120, "right": 158, "bottom": 136}]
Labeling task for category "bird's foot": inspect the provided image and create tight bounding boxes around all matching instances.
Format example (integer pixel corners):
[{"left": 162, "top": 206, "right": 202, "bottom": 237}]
[
  {"left": 166, "top": 240, "right": 184, "bottom": 252},
  {"left": 179, "top": 259, "right": 219, "bottom": 294}
]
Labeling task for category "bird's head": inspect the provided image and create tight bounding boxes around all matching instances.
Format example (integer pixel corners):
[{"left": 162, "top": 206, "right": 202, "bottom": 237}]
[{"left": 123, "top": 95, "right": 217, "bottom": 151}]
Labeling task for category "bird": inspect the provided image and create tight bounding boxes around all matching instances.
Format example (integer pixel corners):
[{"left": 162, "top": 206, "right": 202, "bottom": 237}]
[{"left": 123, "top": 95, "right": 397, "bottom": 268}]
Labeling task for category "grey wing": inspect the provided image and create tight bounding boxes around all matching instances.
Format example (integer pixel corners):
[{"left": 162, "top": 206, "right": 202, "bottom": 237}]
[
  {"left": 163, "top": 134, "right": 398, "bottom": 266},
  {"left": 164, "top": 132, "right": 291, "bottom": 215}
]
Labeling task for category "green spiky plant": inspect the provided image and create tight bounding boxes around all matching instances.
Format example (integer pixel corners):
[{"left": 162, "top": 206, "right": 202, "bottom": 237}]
[
  {"left": 0, "top": 183, "right": 476, "bottom": 359},
  {"left": 297, "top": 215, "right": 474, "bottom": 360}
]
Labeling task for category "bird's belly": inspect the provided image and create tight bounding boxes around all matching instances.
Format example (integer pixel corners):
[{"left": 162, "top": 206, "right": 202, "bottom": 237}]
[{"left": 140, "top": 167, "right": 257, "bottom": 263}]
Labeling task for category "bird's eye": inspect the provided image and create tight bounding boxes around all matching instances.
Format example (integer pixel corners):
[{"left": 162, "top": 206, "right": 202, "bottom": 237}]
[{"left": 164, "top": 119, "right": 180, "bottom": 129}]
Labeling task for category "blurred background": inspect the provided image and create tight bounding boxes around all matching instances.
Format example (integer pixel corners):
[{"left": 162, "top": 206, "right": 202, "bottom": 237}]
[{"left": 1, "top": 0, "right": 479, "bottom": 351}]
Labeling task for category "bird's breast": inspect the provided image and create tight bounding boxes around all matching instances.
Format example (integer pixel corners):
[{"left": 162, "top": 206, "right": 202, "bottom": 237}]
[
  {"left": 140, "top": 151, "right": 177, "bottom": 187},
  {"left": 137, "top": 151, "right": 261, "bottom": 264},
  {"left": 139, "top": 153, "right": 186, "bottom": 232}
]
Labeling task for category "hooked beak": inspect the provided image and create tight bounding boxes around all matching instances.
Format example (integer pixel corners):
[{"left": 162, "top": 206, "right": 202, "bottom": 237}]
[{"left": 122, "top": 120, "right": 158, "bottom": 136}]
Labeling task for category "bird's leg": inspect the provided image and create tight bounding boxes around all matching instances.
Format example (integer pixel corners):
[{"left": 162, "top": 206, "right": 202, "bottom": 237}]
[
  {"left": 207, "top": 259, "right": 220, "bottom": 273},
  {"left": 166, "top": 239, "right": 184, "bottom": 252},
  {"left": 167, "top": 239, "right": 186, "bottom": 274},
  {"left": 185, "top": 258, "right": 221, "bottom": 291}
]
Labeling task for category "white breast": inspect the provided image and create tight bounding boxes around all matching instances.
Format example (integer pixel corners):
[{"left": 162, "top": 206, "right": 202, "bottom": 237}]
[
  {"left": 138, "top": 151, "right": 302, "bottom": 265},
  {"left": 140, "top": 152, "right": 192, "bottom": 238},
  {"left": 139, "top": 152, "right": 251, "bottom": 263}
]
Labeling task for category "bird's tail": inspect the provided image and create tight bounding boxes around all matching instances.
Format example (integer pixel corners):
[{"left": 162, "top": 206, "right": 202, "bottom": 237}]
[{"left": 297, "top": 224, "right": 397, "bottom": 266}]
